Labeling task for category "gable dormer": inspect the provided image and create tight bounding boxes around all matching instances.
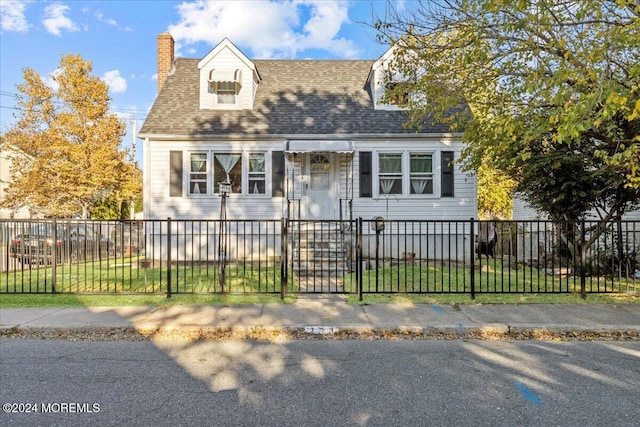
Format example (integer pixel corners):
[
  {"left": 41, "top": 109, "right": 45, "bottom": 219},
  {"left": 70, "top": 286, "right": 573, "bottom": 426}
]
[
  {"left": 369, "top": 46, "right": 411, "bottom": 111},
  {"left": 198, "top": 38, "right": 260, "bottom": 110}
]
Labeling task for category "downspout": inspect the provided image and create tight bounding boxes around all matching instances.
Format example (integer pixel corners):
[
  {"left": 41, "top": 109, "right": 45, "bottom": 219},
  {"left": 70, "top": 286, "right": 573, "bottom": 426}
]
[{"left": 143, "top": 137, "right": 150, "bottom": 219}]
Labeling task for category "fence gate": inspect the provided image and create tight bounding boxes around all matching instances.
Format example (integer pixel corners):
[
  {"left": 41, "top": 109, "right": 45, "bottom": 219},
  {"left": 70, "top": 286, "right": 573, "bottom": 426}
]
[{"left": 287, "top": 220, "right": 357, "bottom": 294}]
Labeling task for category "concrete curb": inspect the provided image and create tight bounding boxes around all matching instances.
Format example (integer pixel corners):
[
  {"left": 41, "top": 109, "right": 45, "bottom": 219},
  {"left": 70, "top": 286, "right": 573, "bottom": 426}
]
[{"left": 2, "top": 324, "right": 638, "bottom": 341}]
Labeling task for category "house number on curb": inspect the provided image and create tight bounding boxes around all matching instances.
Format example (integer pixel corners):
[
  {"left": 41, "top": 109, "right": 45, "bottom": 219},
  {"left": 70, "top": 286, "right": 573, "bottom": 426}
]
[{"left": 304, "top": 326, "right": 339, "bottom": 334}]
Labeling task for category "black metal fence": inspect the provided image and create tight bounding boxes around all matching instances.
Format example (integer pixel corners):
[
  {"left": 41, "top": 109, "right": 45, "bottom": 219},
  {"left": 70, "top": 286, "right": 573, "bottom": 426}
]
[{"left": 1, "top": 218, "right": 638, "bottom": 298}]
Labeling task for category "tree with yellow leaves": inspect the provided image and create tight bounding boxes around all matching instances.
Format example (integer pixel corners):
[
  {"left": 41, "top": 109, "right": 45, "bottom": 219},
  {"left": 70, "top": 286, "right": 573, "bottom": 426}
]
[
  {"left": 1, "top": 54, "right": 141, "bottom": 218},
  {"left": 374, "top": 1, "right": 639, "bottom": 293},
  {"left": 376, "top": 1, "right": 639, "bottom": 219}
]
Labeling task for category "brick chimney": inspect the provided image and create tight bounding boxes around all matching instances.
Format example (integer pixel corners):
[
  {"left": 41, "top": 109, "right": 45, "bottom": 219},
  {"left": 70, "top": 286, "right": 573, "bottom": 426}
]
[{"left": 157, "top": 32, "right": 174, "bottom": 93}]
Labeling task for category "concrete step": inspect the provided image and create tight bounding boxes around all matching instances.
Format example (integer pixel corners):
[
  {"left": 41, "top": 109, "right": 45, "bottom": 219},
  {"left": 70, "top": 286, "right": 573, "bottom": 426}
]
[
  {"left": 288, "top": 221, "right": 351, "bottom": 232},
  {"left": 288, "top": 222, "right": 353, "bottom": 278},
  {"left": 292, "top": 241, "right": 347, "bottom": 250},
  {"left": 292, "top": 252, "right": 346, "bottom": 262}
]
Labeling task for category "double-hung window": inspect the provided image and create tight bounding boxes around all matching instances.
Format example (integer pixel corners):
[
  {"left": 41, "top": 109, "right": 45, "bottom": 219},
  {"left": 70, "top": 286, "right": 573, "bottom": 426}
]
[
  {"left": 376, "top": 151, "right": 436, "bottom": 197},
  {"left": 248, "top": 153, "right": 266, "bottom": 194},
  {"left": 189, "top": 153, "right": 208, "bottom": 195},
  {"left": 410, "top": 154, "right": 433, "bottom": 195},
  {"left": 378, "top": 153, "right": 403, "bottom": 195}
]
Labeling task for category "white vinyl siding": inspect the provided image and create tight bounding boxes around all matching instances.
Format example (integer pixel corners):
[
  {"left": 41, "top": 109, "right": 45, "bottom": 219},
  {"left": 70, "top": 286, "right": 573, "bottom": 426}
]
[
  {"left": 350, "top": 140, "right": 476, "bottom": 221},
  {"left": 144, "top": 138, "right": 476, "bottom": 221},
  {"left": 145, "top": 141, "right": 285, "bottom": 220}
]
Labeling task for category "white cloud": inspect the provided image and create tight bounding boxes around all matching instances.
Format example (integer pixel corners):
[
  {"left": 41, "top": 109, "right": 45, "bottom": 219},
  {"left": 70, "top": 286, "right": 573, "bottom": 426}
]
[
  {"left": 94, "top": 10, "right": 131, "bottom": 31},
  {"left": 1, "top": 0, "right": 30, "bottom": 32},
  {"left": 297, "top": 1, "right": 357, "bottom": 57},
  {"left": 95, "top": 11, "right": 117, "bottom": 27},
  {"left": 42, "top": 3, "right": 79, "bottom": 37},
  {"left": 167, "top": 0, "right": 360, "bottom": 59},
  {"left": 102, "top": 70, "right": 127, "bottom": 93},
  {"left": 45, "top": 66, "right": 128, "bottom": 94}
]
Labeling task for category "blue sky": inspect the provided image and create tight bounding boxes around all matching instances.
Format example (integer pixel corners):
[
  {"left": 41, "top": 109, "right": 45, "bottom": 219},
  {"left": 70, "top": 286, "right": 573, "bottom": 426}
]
[{"left": 0, "top": 0, "right": 405, "bottom": 165}]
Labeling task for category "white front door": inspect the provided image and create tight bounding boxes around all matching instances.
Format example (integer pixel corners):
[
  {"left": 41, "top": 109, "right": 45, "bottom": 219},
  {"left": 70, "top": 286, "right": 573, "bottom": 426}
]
[{"left": 303, "top": 153, "right": 338, "bottom": 219}]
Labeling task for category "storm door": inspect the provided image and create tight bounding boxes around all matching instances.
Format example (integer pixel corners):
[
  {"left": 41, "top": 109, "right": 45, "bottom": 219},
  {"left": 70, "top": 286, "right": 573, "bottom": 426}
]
[{"left": 302, "top": 153, "right": 338, "bottom": 219}]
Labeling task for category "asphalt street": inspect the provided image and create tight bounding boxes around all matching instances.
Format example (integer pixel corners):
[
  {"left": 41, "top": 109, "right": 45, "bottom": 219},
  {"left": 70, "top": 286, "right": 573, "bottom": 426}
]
[{"left": 1, "top": 339, "right": 639, "bottom": 427}]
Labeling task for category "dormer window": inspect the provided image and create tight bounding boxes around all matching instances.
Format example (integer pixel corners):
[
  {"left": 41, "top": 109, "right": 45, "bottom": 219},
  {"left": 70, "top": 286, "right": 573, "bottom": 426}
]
[
  {"left": 216, "top": 81, "right": 237, "bottom": 104},
  {"left": 198, "top": 39, "right": 259, "bottom": 110},
  {"left": 208, "top": 69, "right": 242, "bottom": 105},
  {"left": 386, "top": 82, "right": 410, "bottom": 107}
]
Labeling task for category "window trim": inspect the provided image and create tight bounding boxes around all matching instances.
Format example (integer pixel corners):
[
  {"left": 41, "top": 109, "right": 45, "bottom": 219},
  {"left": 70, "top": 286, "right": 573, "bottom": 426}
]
[
  {"left": 409, "top": 153, "right": 434, "bottom": 196},
  {"left": 185, "top": 150, "right": 272, "bottom": 198},
  {"left": 377, "top": 152, "right": 403, "bottom": 196},
  {"left": 247, "top": 152, "right": 267, "bottom": 195},
  {"left": 188, "top": 151, "right": 210, "bottom": 196},
  {"left": 373, "top": 150, "right": 440, "bottom": 198}
]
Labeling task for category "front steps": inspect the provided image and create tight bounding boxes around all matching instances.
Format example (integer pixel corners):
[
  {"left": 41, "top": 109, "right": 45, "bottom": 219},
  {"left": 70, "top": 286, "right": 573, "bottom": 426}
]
[{"left": 288, "top": 221, "right": 353, "bottom": 279}]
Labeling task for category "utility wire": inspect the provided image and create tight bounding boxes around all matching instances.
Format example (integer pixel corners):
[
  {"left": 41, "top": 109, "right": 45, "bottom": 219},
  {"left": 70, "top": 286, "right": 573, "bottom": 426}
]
[{"left": 0, "top": 90, "right": 148, "bottom": 119}]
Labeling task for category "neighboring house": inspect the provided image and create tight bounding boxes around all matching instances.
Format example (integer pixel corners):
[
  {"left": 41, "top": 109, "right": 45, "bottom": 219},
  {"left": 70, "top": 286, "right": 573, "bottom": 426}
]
[
  {"left": 511, "top": 195, "right": 640, "bottom": 264},
  {"left": 512, "top": 196, "right": 640, "bottom": 221},
  {"left": 0, "top": 145, "right": 36, "bottom": 219},
  {"left": 139, "top": 34, "right": 476, "bottom": 223}
]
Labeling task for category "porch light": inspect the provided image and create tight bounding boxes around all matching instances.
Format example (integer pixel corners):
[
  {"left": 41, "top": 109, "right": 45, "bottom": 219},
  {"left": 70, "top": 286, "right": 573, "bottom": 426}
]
[{"left": 218, "top": 180, "right": 231, "bottom": 197}]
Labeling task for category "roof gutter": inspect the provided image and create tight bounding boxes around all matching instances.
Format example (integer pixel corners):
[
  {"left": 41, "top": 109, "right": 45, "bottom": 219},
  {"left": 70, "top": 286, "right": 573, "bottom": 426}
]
[{"left": 136, "top": 132, "right": 462, "bottom": 142}]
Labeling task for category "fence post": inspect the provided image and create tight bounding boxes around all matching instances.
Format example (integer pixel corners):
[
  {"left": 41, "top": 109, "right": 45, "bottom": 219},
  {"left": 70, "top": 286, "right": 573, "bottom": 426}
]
[
  {"left": 51, "top": 219, "right": 57, "bottom": 293},
  {"left": 281, "top": 217, "right": 288, "bottom": 300},
  {"left": 470, "top": 217, "right": 475, "bottom": 300},
  {"left": 580, "top": 219, "right": 586, "bottom": 299},
  {"left": 358, "top": 217, "right": 363, "bottom": 302},
  {"left": 167, "top": 217, "right": 172, "bottom": 298}
]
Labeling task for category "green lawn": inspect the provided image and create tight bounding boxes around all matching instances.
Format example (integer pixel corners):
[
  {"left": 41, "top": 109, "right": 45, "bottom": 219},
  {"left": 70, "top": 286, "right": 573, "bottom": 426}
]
[
  {"left": 344, "top": 259, "right": 639, "bottom": 302},
  {"left": 1, "top": 257, "right": 637, "bottom": 308},
  {"left": 1, "top": 256, "right": 295, "bottom": 295}
]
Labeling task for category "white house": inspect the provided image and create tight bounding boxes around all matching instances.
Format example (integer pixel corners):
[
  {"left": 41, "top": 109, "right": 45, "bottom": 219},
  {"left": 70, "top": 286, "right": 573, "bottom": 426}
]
[
  {"left": 138, "top": 34, "right": 476, "bottom": 223},
  {"left": 138, "top": 34, "right": 477, "bottom": 264}
]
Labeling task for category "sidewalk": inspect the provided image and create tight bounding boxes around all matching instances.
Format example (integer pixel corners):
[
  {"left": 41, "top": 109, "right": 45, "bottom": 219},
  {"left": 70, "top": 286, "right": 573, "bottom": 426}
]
[{"left": 1, "top": 296, "right": 639, "bottom": 339}]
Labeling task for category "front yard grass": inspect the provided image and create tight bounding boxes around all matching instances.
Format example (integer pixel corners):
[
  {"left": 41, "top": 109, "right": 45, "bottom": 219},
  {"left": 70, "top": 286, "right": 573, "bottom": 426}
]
[
  {"left": 343, "top": 259, "right": 639, "bottom": 304},
  {"left": 1, "top": 257, "right": 637, "bottom": 307},
  {"left": 1, "top": 256, "right": 294, "bottom": 296}
]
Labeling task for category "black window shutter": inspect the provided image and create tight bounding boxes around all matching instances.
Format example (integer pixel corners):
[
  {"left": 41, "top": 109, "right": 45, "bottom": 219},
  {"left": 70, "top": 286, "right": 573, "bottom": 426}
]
[
  {"left": 359, "top": 151, "right": 372, "bottom": 198},
  {"left": 441, "top": 151, "right": 454, "bottom": 197},
  {"left": 169, "top": 151, "right": 183, "bottom": 197},
  {"left": 272, "top": 151, "right": 285, "bottom": 197}
]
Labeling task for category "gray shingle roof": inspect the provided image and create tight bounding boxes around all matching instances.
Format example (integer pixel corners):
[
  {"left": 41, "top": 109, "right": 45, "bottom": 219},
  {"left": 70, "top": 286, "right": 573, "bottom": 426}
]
[{"left": 139, "top": 58, "right": 450, "bottom": 137}]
